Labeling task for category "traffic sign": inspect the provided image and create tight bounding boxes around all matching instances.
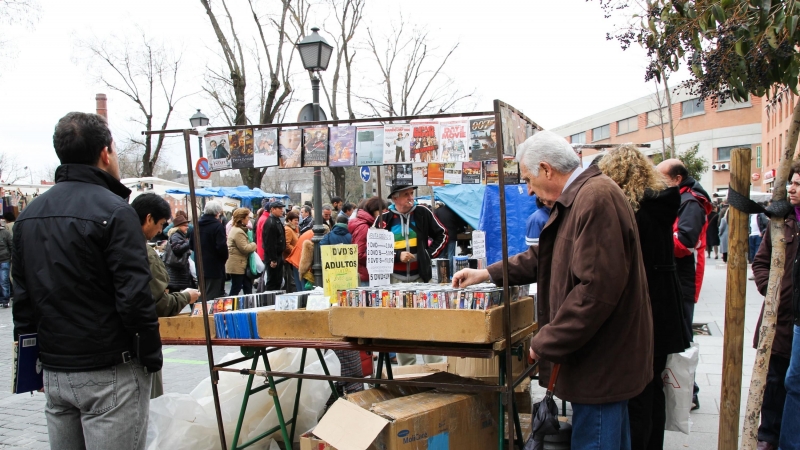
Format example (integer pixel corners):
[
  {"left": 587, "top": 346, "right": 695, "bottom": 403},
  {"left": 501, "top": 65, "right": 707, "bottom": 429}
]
[
  {"left": 360, "top": 166, "right": 371, "bottom": 182},
  {"left": 197, "top": 179, "right": 213, "bottom": 187},
  {"left": 196, "top": 158, "right": 211, "bottom": 180}
]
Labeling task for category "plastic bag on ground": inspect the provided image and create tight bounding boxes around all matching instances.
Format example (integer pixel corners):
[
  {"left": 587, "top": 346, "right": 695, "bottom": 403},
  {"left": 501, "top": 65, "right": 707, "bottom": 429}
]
[
  {"left": 146, "top": 348, "right": 341, "bottom": 450},
  {"left": 662, "top": 342, "right": 699, "bottom": 434}
]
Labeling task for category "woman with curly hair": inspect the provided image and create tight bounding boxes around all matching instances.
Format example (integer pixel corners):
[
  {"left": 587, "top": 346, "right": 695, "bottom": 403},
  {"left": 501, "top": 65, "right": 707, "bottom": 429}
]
[{"left": 598, "top": 145, "right": 690, "bottom": 450}]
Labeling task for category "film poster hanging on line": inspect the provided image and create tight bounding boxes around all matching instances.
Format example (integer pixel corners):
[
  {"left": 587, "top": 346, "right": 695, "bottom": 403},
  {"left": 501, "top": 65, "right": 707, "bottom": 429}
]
[
  {"left": 205, "top": 131, "right": 232, "bottom": 171},
  {"left": 410, "top": 122, "right": 438, "bottom": 163},
  {"left": 320, "top": 244, "right": 359, "bottom": 298},
  {"left": 470, "top": 117, "right": 497, "bottom": 161},
  {"left": 395, "top": 163, "right": 413, "bottom": 186},
  {"left": 412, "top": 163, "right": 428, "bottom": 185},
  {"left": 443, "top": 162, "right": 462, "bottom": 185},
  {"left": 279, "top": 129, "right": 302, "bottom": 169},
  {"left": 427, "top": 163, "right": 445, "bottom": 186},
  {"left": 383, "top": 124, "right": 412, "bottom": 164},
  {"left": 329, "top": 126, "right": 356, "bottom": 167},
  {"left": 438, "top": 120, "right": 470, "bottom": 162},
  {"left": 303, "top": 126, "right": 329, "bottom": 167},
  {"left": 253, "top": 129, "right": 279, "bottom": 168},
  {"left": 462, "top": 161, "right": 482, "bottom": 184},
  {"left": 229, "top": 129, "right": 254, "bottom": 169},
  {"left": 356, "top": 126, "right": 384, "bottom": 166}
]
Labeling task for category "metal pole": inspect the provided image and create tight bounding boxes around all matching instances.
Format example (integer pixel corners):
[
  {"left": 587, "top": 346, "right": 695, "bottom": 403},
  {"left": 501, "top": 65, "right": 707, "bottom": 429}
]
[{"left": 310, "top": 74, "right": 324, "bottom": 287}]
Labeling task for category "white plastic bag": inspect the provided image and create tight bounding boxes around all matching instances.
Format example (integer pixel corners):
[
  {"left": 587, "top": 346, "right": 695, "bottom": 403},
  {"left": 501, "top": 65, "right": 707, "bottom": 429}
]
[
  {"left": 662, "top": 342, "right": 699, "bottom": 434},
  {"left": 188, "top": 257, "right": 197, "bottom": 280},
  {"left": 254, "top": 256, "right": 265, "bottom": 274}
]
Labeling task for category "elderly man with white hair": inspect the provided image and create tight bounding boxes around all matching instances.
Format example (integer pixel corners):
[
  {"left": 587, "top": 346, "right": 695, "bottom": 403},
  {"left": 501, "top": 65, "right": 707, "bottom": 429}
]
[
  {"left": 190, "top": 200, "right": 229, "bottom": 302},
  {"left": 453, "top": 130, "right": 653, "bottom": 448}
]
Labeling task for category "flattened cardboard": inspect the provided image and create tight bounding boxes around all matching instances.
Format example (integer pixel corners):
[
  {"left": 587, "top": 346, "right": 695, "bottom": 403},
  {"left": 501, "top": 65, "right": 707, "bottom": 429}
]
[
  {"left": 314, "top": 399, "right": 389, "bottom": 450},
  {"left": 329, "top": 296, "right": 533, "bottom": 343},
  {"left": 300, "top": 431, "right": 337, "bottom": 450},
  {"left": 158, "top": 314, "right": 215, "bottom": 340},
  {"left": 380, "top": 362, "right": 448, "bottom": 379},
  {"left": 256, "top": 309, "right": 342, "bottom": 340},
  {"left": 447, "top": 335, "right": 530, "bottom": 380}
]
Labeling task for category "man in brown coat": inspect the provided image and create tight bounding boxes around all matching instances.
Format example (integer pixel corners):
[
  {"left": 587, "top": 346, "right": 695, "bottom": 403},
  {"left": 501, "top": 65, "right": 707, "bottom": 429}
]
[{"left": 453, "top": 130, "right": 653, "bottom": 448}]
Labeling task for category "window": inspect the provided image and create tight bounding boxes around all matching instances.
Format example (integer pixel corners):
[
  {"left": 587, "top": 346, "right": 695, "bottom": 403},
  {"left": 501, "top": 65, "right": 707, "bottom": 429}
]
[
  {"left": 592, "top": 124, "right": 610, "bottom": 141},
  {"left": 682, "top": 98, "right": 705, "bottom": 117},
  {"left": 570, "top": 132, "right": 586, "bottom": 144},
  {"left": 717, "top": 145, "right": 748, "bottom": 161},
  {"left": 617, "top": 116, "right": 638, "bottom": 135},
  {"left": 756, "top": 146, "right": 762, "bottom": 168},
  {"left": 647, "top": 108, "right": 669, "bottom": 127},
  {"left": 717, "top": 95, "right": 752, "bottom": 112}
]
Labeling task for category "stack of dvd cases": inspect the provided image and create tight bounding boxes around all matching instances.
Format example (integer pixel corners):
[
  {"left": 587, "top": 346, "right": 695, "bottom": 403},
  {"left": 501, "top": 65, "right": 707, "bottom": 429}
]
[
  {"left": 192, "top": 290, "right": 285, "bottom": 317},
  {"left": 335, "top": 283, "right": 518, "bottom": 310}
]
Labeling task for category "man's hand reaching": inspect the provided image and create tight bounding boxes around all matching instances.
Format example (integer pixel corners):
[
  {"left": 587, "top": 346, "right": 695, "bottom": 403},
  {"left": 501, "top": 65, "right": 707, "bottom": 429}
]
[{"left": 451, "top": 268, "right": 490, "bottom": 289}]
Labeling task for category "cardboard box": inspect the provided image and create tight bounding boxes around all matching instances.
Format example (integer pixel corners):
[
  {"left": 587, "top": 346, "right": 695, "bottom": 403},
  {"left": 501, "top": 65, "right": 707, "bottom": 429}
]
[
  {"left": 300, "top": 431, "right": 337, "bottom": 450},
  {"left": 158, "top": 314, "right": 215, "bottom": 340},
  {"left": 329, "top": 296, "right": 533, "bottom": 343},
  {"left": 446, "top": 335, "right": 531, "bottom": 380},
  {"left": 504, "top": 413, "right": 532, "bottom": 441},
  {"left": 380, "top": 362, "right": 448, "bottom": 379},
  {"left": 256, "top": 309, "right": 342, "bottom": 340}
]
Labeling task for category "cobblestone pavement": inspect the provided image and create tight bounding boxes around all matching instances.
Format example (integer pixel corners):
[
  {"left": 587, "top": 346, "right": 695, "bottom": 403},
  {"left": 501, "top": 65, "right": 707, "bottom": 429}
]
[{"left": 0, "top": 261, "right": 773, "bottom": 448}]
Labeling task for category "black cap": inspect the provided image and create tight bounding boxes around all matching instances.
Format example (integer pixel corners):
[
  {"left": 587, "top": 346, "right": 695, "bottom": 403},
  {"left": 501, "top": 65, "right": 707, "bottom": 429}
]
[
  {"left": 387, "top": 185, "right": 417, "bottom": 199},
  {"left": 270, "top": 201, "right": 286, "bottom": 209}
]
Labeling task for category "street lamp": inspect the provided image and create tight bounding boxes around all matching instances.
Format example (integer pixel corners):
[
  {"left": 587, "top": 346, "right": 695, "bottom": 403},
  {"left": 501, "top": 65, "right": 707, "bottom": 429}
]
[
  {"left": 296, "top": 27, "right": 333, "bottom": 287},
  {"left": 22, "top": 166, "right": 33, "bottom": 184},
  {"left": 189, "top": 109, "right": 210, "bottom": 158}
]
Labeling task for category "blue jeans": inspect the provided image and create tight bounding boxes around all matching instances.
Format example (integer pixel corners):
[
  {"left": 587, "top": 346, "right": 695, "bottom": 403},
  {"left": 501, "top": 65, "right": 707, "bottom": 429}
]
[
  {"left": 571, "top": 400, "right": 631, "bottom": 450},
  {"left": 0, "top": 260, "right": 9, "bottom": 305},
  {"left": 292, "top": 266, "right": 305, "bottom": 292},
  {"left": 780, "top": 325, "right": 800, "bottom": 450},
  {"left": 749, "top": 235, "right": 762, "bottom": 262}
]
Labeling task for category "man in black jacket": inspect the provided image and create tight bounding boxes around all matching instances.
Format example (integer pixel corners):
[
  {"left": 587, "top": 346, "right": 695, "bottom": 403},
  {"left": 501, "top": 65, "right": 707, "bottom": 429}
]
[
  {"left": 190, "top": 200, "right": 228, "bottom": 302},
  {"left": 12, "top": 112, "right": 160, "bottom": 449},
  {"left": 263, "top": 201, "right": 286, "bottom": 291}
]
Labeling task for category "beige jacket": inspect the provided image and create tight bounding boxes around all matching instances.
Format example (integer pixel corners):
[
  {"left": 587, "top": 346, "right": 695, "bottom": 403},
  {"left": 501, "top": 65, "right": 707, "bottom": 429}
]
[{"left": 225, "top": 226, "right": 257, "bottom": 275}]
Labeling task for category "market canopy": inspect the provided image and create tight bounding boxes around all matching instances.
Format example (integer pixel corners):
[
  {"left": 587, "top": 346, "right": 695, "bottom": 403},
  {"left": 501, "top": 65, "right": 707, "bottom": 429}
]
[
  {"left": 430, "top": 185, "right": 485, "bottom": 230},
  {"left": 164, "top": 187, "right": 216, "bottom": 197},
  {"left": 165, "top": 186, "right": 290, "bottom": 202}
]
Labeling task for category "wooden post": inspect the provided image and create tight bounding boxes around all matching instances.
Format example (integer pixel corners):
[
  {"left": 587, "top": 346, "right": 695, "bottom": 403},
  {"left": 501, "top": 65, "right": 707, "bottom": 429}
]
[{"left": 718, "top": 147, "right": 751, "bottom": 449}]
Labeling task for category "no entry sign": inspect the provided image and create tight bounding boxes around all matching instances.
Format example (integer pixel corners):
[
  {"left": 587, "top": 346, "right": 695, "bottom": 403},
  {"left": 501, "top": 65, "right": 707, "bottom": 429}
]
[{"left": 196, "top": 158, "right": 211, "bottom": 180}]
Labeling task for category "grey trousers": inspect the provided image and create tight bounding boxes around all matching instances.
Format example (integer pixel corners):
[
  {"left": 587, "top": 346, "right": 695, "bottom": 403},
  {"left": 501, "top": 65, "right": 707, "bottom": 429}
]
[
  {"left": 43, "top": 360, "right": 152, "bottom": 450},
  {"left": 396, "top": 353, "right": 446, "bottom": 365}
]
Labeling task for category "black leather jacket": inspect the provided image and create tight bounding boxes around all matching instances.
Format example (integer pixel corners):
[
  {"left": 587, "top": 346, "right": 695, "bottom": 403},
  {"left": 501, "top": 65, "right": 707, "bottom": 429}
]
[{"left": 12, "top": 164, "right": 162, "bottom": 372}]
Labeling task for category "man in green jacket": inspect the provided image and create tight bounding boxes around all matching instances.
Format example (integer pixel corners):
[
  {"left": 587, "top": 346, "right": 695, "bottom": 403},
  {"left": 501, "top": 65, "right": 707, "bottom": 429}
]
[{"left": 131, "top": 193, "right": 199, "bottom": 397}]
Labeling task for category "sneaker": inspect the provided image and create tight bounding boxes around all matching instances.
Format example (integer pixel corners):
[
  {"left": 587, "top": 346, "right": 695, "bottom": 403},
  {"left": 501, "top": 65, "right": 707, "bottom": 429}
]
[
  {"left": 691, "top": 395, "right": 700, "bottom": 411},
  {"left": 748, "top": 274, "right": 755, "bottom": 280}
]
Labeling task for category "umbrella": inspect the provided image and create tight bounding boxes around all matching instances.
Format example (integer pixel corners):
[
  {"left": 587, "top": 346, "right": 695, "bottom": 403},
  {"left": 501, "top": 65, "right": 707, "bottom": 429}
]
[{"left": 525, "top": 363, "right": 562, "bottom": 450}]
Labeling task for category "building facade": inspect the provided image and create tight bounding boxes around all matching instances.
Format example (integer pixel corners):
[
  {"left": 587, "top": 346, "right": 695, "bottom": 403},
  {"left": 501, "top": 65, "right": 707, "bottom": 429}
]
[
  {"left": 761, "top": 87, "right": 799, "bottom": 191},
  {"left": 552, "top": 89, "right": 763, "bottom": 197}
]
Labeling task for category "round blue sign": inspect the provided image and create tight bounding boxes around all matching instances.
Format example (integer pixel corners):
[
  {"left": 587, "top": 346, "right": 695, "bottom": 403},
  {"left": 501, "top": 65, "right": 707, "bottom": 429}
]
[{"left": 360, "top": 165, "right": 371, "bottom": 182}]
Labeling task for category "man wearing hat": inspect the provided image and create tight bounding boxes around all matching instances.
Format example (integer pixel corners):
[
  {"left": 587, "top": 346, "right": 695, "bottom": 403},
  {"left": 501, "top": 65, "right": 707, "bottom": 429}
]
[{"left": 262, "top": 201, "right": 286, "bottom": 291}]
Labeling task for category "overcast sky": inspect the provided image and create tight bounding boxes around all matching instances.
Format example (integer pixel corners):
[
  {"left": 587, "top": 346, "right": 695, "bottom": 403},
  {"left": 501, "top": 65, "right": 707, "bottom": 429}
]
[{"left": 1, "top": 0, "right": 690, "bottom": 181}]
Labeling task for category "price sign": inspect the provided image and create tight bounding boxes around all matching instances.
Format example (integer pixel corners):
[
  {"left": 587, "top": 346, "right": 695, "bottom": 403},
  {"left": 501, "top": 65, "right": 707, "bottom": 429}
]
[
  {"left": 471, "top": 230, "right": 486, "bottom": 259},
  {"left": 369, "top": 273, "right": 391, "bottom": 287},
  {"left": 366, "top": 228, "right": 395, "bottom": 276}
]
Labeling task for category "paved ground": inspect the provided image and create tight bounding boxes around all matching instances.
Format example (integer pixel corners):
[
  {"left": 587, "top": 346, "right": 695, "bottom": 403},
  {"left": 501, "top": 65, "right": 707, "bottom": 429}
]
[{"left": 0, "top": 260, "right": 773, "bottom": 448}]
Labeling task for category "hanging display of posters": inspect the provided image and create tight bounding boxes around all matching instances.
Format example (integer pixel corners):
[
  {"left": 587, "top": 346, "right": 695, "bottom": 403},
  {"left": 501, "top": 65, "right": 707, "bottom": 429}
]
[
  {"left": 383, "top": 124, "right": 412, "bottom": 164},
  {"left": 329, "top": 126, "right": 356, "bottom": 167},
  {"left": 410, "top": 122, "right": 438, "bottom": 163},
  {"left": 483, "top": 160, "right": 499, "bottom": 185},
  {"left": 320, "top": 244, "right": 359, "bottom": 298},
  {"left": 469, "top": 117, "right": 497, "bottom": 161},
  {"left": 253, "top": 129, "right": 279, "bottom": 168},
  {"left": 427, "top": 163, "right": 445, "bottom": 186},
  {"left": 206, "top": 131, "right": 232, "bottom": 171},
  {"left": 500, "top": 107, "right": 518, "bottom": 158},
  {"left": 503, "top": 159, "right": 520, "bottom": 185},
  {"left": 462, "top": 161, "right": 482, "bottom": 184},
  {"left": 229, "top": 129, "right": 254, "bottom": 169},
  {"left": 443, "top": 162, "right": 462, "bottom": 185},
  {"left": 356, "top": 126, "right": 384, "bottom": 166},
  {"left": 412, "top": 163, "right": 428, "bottom": 185},
  {"left": 438, "top": 120, "right": 470, "bottom": 162},
  {"left": 395, "top": 163, "right": 413, "bottom": 186},
  {"left": 279, "top": 129, "right": 302, "bottom": 168},
  {"left": 384, "top": 164, "right": 394, "bottom": 186},
  {"left": 303, "top": 126, "right": 329, "bottom": 167}
]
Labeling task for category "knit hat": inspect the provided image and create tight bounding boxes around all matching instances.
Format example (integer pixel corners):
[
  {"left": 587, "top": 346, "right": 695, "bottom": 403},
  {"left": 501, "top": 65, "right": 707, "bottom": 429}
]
[{"left": 172, "top": 211, "right": 189, "bottom": 227}]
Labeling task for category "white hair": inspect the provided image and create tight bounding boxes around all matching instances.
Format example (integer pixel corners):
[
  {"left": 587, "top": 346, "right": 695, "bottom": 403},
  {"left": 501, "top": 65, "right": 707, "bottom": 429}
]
[
  {"left": 204, "top": 200, "right": 223, "bottom": 216},
  {"left": 516, "top": 130, "right": 580, "bottom": 177}
]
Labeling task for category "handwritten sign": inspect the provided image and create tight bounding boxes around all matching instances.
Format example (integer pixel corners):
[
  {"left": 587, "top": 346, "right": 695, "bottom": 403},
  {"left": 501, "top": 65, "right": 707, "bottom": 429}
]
[
  {"left": 472, "top": 231, "right": 486, "bottom": 259},
  {"left": 366, "top": 228, "right": 395, "bottom": 275},
  {"left": 369, "top": 273, "right": 391, "bottom": 287},
  {"left": 320, "top": 244, "right": 359, "bottom": 298}
]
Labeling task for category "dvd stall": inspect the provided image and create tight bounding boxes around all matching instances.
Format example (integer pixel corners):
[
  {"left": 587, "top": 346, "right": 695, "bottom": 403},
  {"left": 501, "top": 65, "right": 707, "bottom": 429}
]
[{"left": 150, "top": 100, "right": 541, "bottom": 450}]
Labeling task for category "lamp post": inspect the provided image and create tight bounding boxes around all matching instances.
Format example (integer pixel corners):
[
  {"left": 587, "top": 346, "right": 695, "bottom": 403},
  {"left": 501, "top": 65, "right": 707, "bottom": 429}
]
[
  {"left": 23, "top": 166, "right": 33, "bottom": 184},
  {"left": 296, "top": 27, "right": 334, "bottom": 288},
  {"left": 189, "top": 109, "right": 210, "bottom": 158}
]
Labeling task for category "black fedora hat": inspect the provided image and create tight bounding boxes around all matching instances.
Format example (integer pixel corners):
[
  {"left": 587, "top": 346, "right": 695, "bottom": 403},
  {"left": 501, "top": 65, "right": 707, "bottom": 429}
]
[{"left": 387, "top": 185, "right": 417, "bottom": 199}]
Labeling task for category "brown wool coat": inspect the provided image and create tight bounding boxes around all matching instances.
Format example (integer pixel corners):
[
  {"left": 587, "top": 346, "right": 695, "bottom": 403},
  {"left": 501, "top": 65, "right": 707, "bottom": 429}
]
[
  {"left": 225, "top": 226, "right": 257, "bottom": 275},
  {"left": 284, "top": 225, "right": 299, "bottom": 259},
  {"left": 487, "top": 165, "right": 653, "bottom": 404}
]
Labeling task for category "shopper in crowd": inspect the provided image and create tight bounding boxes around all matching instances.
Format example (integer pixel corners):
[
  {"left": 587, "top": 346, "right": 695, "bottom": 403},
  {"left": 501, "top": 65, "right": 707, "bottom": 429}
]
[
  {"left": 299, "top": 205, "right": 313, "bottom": 234},
  {"left": 287, "top": 227, "right": 314, "bottom": 291},
  {"left": 598, "top": 145, "right": 689, "bottom": 450},
  {"left": 226, "top": 207, "right": 253, "bottom": 235},
  {"left": 283, "top": 211, "right": 300, "bottom": 293},
  {"left": 322, "top": 204, "right": 335, "bottom": 230},
  {"left": 0, "top": 214, "right": 11, "bottom": 308},
  {"left": 1, "top": 212, "right": 14, "bottom": 306},
  {"left": 706, "top": 205, "right": 721, "bottom": 259},
  {"left": 190, "top": 200, "right": 229, "bottom": 302},
  {"left": 657, "top": 158, "right": 712, "bottom": 410},
  {"left": 13, "top": 112, "right": 161, "bottom": 447},
  {"left": 263, "top": 201, "right": 286, "bottom": 291},
  {"left": 719, "top": 207, "right": 730, "bottom": 263},
  {"left": 256, "top": 202, "right": 270, "bottom": 261},
  {"left": 331, "top": 196, "right": 343, "bottom": 216},
  {"left": 453, "top": 131, "right": 653, "bottom": 448},
  {"left": 781, "top": 301, "right": 800, "bottom": 449},
  {"left": 751, "top": 162, "right": 800, "bottom": 450},
  {"left": 226, "top": 208, "right": 257, "bottom": 296},
  {"left": 525, "top": 196, "right": 550, "bottom": 246},
  {"left": 298, "top": 225, "right": 331, "bottom": 288},
  {"left": 750, "top": 210, "right": 767, "bottom": 263},
  {"left": 132, "top": 193, "right": 199, "bottom": 398},
  {"left": 349, "top": 196, "right": 386, "bottom": 287},
  {"left": 321, "top": 215, "right": 352, "bottom": 245},
  {"left": 339, "top": 202, "right": 355, "bottom": 220},
  {"left": 433, "top": 201, "right": 467, "bottom": 270},
  {"left": 165, "top": 211, "right": 193, "bottom": 293}
]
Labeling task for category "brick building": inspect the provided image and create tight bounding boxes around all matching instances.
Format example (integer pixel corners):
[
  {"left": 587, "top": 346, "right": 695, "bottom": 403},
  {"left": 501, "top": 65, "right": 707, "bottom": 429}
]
[{"left": 761, "top": 87, "right": 799, "bottom": 192}]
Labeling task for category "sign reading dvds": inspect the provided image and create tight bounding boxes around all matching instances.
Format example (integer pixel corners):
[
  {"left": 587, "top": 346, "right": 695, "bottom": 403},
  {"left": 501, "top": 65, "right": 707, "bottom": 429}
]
[
  {"left": 369, "top": 273, "right": 391, "bottom": 287},
  {"left": 471, "top": 230, "right": 486, "bottom": 259},
  {"left": 366, "top": 229, "right": 395, "bottom": 276},
  {"left": 320, "top": 244, "right": 359, "bottom": 298}
]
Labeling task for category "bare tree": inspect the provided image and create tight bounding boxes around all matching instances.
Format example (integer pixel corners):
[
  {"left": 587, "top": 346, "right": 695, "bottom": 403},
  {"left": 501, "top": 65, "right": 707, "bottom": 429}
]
[
  {"left": 0, "top": 151, "right": 23, "bottom": 183},
  {"left": 115, "top": 140, "right": 171, "bottom": 179},
  {"left": 76, "top": 31, "right": 188, "bottom": 177},
  {"left": 0, "top": 0, "right": 40, "bottom": 68}
]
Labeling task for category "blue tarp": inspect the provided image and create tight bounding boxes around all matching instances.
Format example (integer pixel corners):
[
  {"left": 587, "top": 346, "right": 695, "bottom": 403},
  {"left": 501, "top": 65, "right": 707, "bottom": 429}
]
[
  {"left": 165, "top": 186, "right": 289, "bottom": 203},
  {"left": 431, "top": 185, "right": 485, "bottom": 230},
  {"left": 164, "top": 187, "right": 216, "bottom": 197},
  {"left": 478, "top": 185, "right": 539, "bottom": 266}
]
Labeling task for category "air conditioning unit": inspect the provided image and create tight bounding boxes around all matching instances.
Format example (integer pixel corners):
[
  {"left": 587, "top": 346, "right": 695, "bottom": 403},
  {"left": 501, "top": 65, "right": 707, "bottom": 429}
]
[
  {"left": 720, "top": 163, "right": 730, "bottom": 170},
  {"left": 711, "top": 164, "right": 720, "bottom": 171}
]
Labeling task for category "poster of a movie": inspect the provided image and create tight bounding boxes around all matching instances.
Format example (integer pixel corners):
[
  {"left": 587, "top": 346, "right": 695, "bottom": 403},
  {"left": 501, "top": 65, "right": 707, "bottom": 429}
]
[
  {"left": 329, "top": 126, "right": 356, "bottom": 167},
  {"left": 395, "top": 163, "right": 413, "bottom": 186},
  {"left": 205, "top": 132, "right": 232, "bottom": 171},
  {"left": 279, "top": 129, "right": 302, "bottom": 169},
  {"left": 427, "top": 163, "right": 444, "bottom": 186},
  {"left": 356, "top": 126, "right": 384, "bottom": 166},
  {"left": 443, "top": 162, "right": 462, "bottom": 185},
  {"left": 412, "top": 163, "right": 428, "bottom": 185},
  {"left": 303, "top": 126, "right": 329, "bottom": 167},
  {"left": 383, "top": 124, "right": 412, "bottom": 163},
  {"left": 228, "top": 129, "right": 254, "bottom": 169},
  {"left": 437, "top": 120, "right": 469, "bottom": 162},
  {"left": 500, "top": 108, "right": 517, "bottom": 158},
  {"left": 462, "top": 161, "right": 482, "bottom": 184},
  {"left": 410, "top": 122, "right": 438, "bottom": 163},
  {"left": 469, "top": 118, "right": 497, "bottom": 161},
  {"left": 253, "top": 129, "right": 279, "bottom": 168}
]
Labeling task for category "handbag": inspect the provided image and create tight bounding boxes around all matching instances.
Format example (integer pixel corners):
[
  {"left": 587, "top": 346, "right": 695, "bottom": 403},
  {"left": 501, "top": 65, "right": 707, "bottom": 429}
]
[
  {"left": 246, "top": 230, "right": 264, "bottom": 279},
  {"left": 663, "top": 342, "right": 699, "bottom": 434}
]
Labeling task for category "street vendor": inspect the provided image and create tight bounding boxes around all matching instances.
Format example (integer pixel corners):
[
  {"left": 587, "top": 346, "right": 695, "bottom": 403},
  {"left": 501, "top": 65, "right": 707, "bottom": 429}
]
[{"left": 452, "top": 130, "right": 653, "bottom": 448}]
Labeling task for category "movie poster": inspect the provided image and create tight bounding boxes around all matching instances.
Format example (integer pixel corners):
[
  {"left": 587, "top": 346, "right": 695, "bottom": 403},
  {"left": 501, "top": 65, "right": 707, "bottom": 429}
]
[
  {"left": 483, "top": 160, "right": 499, "bottom": 185},
  {"left": 438, "top": 120, "right": 470, "bottom": 162},
  {"left": 513, "top": 114, "right": 528, "bottom": 147},
  {"left": 462, "top": 161, "right": 482, "bottom": 184},
  {"left": 469, "top": 118, "right": 497, "bottom": 161},
  {"left": 303, "top": 126, "right": 329, "bottom": 167},
  {"left": 279, "top": 129, "right": 302, "bottom": 169},
  {"left": 329, "top": 126, "right": 356, "bottom": 167},
  {"left": 383, "top": 124, "right": 412, "bottom": 164},
  {"left": 395, "top": 163, "right": 413, "bottom": 186},
  {"left": 410, "top": 122, "right": 438, "bottom": 163},
  {"left": 500, "top": 108, "right": 517, "bottom": 158},
  {"left": 229, "top": 129, "right": 254, "bottom": 169},
  {"left": 503, "top": 159, "right": 520, "bottom": 185},
  {"left": 253, "top": 129, "right": 279, "bottom": 168},
  {"left": 206, "top": 131, "right": 232, "bottom": 171},
  {"left": 384, "top": 165, "right": 395, "bottom": 186},
  {"left": 356, "top": 126, "right": 384, "bottom": 166},
  {"left": 412, "top": 163, "right": 428, "bottom": 186},
  {"left": 443, "top": 162, "right": 462, "bottom": 185},
  {"left": 427, "top": 163, "right": 444, "bottom": 186}
]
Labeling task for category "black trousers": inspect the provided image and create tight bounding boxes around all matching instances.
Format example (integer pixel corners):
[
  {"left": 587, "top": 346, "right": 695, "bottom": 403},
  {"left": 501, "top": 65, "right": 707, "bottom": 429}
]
[
  {"left": 228, "top": 274, "right": 253, "bottom": 296},
  {"left": 758, "top": 354, "right": 791, "bottom": 445},
  {"left": 204, "top": 277, "right": 225, "bottom": 302},
  {"left": 265, "top": 260, "right": 283, "bottom": 291},
  {"left": 629, "top": 354, "right": 668, "bottom": 450}
]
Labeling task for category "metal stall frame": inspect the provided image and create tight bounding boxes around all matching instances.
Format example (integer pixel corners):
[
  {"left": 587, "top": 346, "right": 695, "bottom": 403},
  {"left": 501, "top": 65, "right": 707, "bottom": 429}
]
[{"left": 148, "top": 104, "right": 540, "bottom": 449}]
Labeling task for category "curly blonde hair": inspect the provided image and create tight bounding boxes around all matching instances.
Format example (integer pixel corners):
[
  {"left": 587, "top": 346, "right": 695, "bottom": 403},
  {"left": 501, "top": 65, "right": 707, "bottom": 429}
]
[{"left": 597, "top": 144, "right": 667, "bottom": 211}]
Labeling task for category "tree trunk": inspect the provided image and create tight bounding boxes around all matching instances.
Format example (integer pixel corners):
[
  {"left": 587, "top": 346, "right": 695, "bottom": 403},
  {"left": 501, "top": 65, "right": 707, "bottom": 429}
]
[
  {"left": 663, "top": 74, "right": 676, "bottom": 158},
  {"left": 740, "top": 96, "right": 800, "bottom": 449},
  {"left": 654, "top": 79, "right": 667, "bottom": 159}
]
